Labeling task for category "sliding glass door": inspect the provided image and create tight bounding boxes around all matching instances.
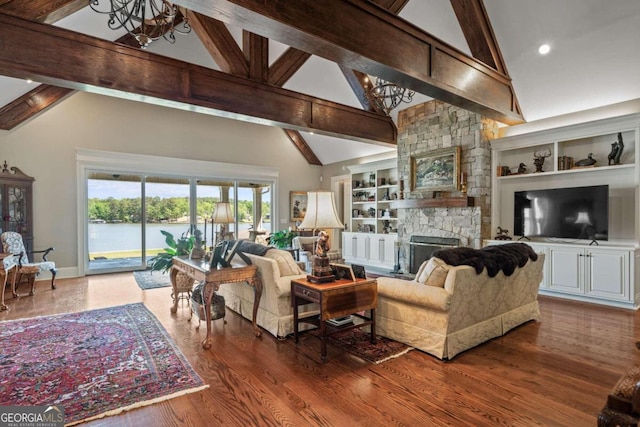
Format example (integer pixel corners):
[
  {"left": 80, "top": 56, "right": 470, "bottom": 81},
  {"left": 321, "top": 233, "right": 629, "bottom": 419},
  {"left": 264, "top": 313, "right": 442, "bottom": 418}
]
[
  {"left": 85, "top": 171, "right": 275, "bottom": 274},
  {"left": 87, "top": 173, "right": 144, "bottom": 272}
]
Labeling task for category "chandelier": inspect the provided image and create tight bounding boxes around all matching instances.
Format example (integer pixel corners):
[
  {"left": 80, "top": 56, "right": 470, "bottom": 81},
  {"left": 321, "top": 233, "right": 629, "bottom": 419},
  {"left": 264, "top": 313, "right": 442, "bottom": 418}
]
[
  {"left": 367, "top": 77, "right": 415, "bottom": 115},
  {"left": 89, "top": 0, "right": 191, "bottom": 48}
]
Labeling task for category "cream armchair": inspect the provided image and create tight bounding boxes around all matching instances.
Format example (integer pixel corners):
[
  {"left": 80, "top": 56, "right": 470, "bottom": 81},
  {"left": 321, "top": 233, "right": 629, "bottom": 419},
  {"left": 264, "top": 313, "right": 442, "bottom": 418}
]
[{"left": 291, "top": 235, "right": 343, "bottom": 272}]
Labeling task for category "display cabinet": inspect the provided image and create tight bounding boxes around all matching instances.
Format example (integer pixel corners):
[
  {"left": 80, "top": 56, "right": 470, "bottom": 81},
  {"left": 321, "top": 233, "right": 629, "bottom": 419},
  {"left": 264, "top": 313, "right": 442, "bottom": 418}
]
[
  {"left": 344, "top": 159, "right": 399, "bottom": 270},
  {"left": 0, "top": 162, "right": 34, "bottom": 254}
]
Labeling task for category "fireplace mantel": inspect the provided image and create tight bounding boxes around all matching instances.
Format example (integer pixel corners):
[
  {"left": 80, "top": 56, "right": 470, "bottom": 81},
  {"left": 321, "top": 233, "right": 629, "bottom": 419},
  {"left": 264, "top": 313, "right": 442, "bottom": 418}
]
[{"left": 390, "top": 197, "right": 474, "bottom": 209}]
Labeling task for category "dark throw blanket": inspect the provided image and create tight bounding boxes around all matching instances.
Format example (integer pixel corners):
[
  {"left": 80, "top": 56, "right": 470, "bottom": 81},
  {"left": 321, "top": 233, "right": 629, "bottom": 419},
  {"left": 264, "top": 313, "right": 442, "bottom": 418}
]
[
  {"left": 228, "top": 240, "right": 274, "bottom": 265},
  {"left": 432, "top": 243, "right": 538, "bottom": 278}
]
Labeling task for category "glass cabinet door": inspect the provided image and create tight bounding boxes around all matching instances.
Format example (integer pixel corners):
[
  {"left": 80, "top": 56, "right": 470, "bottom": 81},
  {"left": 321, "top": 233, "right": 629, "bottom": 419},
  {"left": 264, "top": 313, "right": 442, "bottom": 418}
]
[{"left": 7, "top": 185, "right": 28, "bottom": 235}]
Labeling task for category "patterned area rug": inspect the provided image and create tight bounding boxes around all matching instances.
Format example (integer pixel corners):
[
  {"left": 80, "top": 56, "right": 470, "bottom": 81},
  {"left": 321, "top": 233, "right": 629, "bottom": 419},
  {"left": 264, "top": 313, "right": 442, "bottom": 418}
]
[
  {"left": 326, "top": 327, "right": 413, "bottom": 364},
  {"left": 0, "top": 303, "right": 207, "bottom": 426},
  {"left": 133, "top": 270, "right": 171, "bottom": 290}
]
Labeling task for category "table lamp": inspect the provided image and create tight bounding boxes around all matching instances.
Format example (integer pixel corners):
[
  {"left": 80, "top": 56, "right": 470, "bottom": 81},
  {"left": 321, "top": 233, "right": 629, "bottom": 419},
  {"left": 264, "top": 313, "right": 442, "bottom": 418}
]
[
  {"left": 212, "top": 202, "right": 234, "bottom": 246},
  {"left": 298, "top": 191, "right": 345, "bottom": 283}
]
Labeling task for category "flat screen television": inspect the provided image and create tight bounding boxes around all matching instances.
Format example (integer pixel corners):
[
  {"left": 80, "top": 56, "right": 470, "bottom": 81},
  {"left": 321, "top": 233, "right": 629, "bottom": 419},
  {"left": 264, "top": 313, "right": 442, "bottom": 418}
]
[{"left": 513, "top": 185, "right": 609, "bottom": 241}]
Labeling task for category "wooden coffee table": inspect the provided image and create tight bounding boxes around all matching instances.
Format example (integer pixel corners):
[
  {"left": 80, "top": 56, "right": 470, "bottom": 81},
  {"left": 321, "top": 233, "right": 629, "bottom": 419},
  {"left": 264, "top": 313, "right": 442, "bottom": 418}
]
[{"left": 291, "top": 277, "right": 377, "bottom": 362}]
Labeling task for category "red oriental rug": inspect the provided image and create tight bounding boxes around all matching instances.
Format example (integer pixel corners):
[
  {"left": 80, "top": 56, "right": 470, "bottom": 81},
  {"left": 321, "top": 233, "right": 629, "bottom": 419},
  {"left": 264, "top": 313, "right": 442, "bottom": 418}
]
[
  {"left": 322, "top": 327, "right": 413, "bottom": 364},
  {"left": 0, "top": 303, "right": 208, "bottom": 426}
]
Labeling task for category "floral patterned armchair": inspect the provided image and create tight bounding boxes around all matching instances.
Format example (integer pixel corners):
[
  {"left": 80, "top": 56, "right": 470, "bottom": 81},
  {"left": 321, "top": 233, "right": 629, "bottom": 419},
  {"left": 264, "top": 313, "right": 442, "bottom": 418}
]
[{"left": 0, "top": 231, "right": 57, "bottom": 297}]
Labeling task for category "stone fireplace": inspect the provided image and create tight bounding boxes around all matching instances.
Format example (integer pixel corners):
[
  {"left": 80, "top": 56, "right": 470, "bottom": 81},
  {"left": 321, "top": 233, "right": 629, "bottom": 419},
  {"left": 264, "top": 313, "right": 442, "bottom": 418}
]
[
  {"left": 396, "top": 100, "right": 499, "bottom": 274},
  {"left": 409, "top": 235, "right": 460, "bottom": 274}
]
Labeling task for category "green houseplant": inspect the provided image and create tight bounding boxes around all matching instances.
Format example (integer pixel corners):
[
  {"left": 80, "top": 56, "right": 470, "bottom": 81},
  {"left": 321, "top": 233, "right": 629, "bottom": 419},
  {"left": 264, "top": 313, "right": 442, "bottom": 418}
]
[
  {"left": 268, "top": 229, "right": 297, "bottom": 249},
  {"left": 149, "top": 230, "right": 195, "bottom": 273}
]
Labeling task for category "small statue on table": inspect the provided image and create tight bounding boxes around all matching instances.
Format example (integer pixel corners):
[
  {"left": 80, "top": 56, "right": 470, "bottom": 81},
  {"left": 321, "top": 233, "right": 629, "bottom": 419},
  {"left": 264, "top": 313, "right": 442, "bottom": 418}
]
[
  {"left": 190, "top": 228, "right": 206, "bottom": 259},
  {"left": 494, "top": 226, "right": 512, "bottom": 241},
  {"left": 308, "top": 230, "right": 334, "bottom": 283}
]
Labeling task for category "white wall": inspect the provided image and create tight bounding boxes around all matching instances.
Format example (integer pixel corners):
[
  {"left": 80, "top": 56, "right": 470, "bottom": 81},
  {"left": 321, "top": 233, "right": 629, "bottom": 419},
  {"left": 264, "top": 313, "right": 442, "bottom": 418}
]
[{"left": 0, "top": 92, "right": 322, "bottom": 272}]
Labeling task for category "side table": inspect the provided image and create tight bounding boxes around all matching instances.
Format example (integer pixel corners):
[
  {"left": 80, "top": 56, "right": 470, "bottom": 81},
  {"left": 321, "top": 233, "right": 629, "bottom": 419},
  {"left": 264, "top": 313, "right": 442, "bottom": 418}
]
[
  {"left": 291, "top": 277, "right": 377, "bottom": 362},
  {"left": 171, "top": 256, "right": 263, "bottom": 349}
]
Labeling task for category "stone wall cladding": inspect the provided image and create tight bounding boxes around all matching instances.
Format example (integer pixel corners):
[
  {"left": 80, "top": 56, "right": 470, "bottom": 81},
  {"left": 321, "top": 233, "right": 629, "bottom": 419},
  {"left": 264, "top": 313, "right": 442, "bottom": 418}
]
[{"left": 396, "top": 100, "right": 499, "bottom": 272}]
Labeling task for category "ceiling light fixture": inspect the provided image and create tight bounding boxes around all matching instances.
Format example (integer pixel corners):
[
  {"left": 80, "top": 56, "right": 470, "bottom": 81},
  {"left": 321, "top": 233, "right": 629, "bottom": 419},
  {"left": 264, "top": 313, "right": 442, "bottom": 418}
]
[
  {"left": 89, "top": 0, "right": 191, "bottom": 48},
  {"left": 366, "top": 77, "right": 415, "bottom": 116},
  {"left": 538, "top": 44, "right": 551, "bottom": 55}
]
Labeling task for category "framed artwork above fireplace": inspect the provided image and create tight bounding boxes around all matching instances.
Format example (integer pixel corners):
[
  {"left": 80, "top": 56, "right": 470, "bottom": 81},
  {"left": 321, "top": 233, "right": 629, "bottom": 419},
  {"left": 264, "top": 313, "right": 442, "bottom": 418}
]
[{"left": 410, "top": 146, "right": 461, "bottom": 192}]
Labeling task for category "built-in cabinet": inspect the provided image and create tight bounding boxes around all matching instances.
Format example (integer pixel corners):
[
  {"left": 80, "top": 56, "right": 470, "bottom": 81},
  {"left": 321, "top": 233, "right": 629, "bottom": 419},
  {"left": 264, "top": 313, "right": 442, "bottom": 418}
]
[
  {"left": 487, "top": 240, "right": 638, "bottom": 309},
  {"left": 343, "top": 232, "right": 397, "bottom": 269},
  {"left": 488, "top": 113, "right": 640, "bottom": 309},
  {"left": 0, "top": 163, "right": 34, "bottom": 253},
  {"left": 344, "top": 159, "right": 399, "bottom": 270}
]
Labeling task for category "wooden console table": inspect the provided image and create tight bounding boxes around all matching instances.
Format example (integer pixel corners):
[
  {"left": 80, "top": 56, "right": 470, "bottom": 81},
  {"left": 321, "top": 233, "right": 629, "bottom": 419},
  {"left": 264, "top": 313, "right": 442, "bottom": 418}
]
[
  {"left": 171, "top": 256, "right": 263, "bottom": 349},
  {"left": 291, "top": 277, "right": 377, "bottom": 362}
]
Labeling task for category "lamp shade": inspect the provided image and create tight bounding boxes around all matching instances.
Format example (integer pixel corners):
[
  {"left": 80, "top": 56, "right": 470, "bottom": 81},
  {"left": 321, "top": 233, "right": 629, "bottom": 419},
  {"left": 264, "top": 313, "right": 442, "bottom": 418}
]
[
  {"left": 574, "top": 211, "right": 591, "bottom": 225},
  {"left": 298, "top": 191, "right": 344, "bottom": 230},
  {"left": 212, "top": 202, "right": 234, "bottom": 223}
]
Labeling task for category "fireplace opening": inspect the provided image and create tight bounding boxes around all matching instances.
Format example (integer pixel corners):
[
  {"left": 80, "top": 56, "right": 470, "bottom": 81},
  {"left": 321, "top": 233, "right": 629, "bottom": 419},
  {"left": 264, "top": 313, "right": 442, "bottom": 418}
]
[{"left": 409, "top": 236, "right": 460, "bottom": 274}]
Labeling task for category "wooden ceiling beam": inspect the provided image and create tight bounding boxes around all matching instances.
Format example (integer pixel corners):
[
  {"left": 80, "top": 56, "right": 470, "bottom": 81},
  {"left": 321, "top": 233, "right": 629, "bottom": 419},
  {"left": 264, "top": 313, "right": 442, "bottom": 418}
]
[
  {"left": 0, "top": 0, "right": 85, "bottom": 23},
  {"left": 449, "top": 0, "right": 507, "bottom": 73},
  {"left": 0, "top": 13, "right": 396, "bottom": 145},
  {"left": 243, "top": 31, "right": 269, "bottom": 82},
  {"left": 267, "top": 48, "right": 311, "bottom": 87},
  {"left": 0, "top": 85, "right": 73, "bottom": 130},
  {"left": 284, "top": 129, "right": 321, "bottom": 165},
  {"left": 174, "top": 0, "right": 524, "bottom": 124},
  {"left": 186, "top": 11, "right": 317, "bottom": 163},
  {"left": 449, "top": 0, "right": 521, "bottom": 116},
  {"left": 341, "top": 0, "right": 409, "bottom": 115},
  {"left": 187, "top": 11, "right": 249, "bottom": 76}
]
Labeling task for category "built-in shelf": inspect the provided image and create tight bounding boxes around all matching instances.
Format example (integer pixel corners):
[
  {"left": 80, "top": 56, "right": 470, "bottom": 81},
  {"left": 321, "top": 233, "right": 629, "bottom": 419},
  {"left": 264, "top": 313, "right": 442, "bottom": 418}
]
[{"left": 390, "top": 196, "right": 474, "bottom": 209}]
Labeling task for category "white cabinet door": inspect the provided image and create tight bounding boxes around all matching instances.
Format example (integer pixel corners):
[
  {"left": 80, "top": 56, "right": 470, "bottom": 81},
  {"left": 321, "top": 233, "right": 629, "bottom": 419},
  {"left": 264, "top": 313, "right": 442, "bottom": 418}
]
[
  {"left": 381, "top": 235, "right": 397, "bottom": 267},
  {"left": 549, "top": 247, "right": 583, "bottom": 294},
  {"left": 369, "top": 235, "right": 383, "bottom": 263},
  {"left": 527, "top": 243, "right": 549, "bottom": 289},
  {"left": 342, "top": 232, "right": 357, "bottom": 262},
  {"left": 585, "top": 248, "right": 629, "bottom": 301},
  {"left": 356, "top": 234, "right": 370, "bottom": 262}
]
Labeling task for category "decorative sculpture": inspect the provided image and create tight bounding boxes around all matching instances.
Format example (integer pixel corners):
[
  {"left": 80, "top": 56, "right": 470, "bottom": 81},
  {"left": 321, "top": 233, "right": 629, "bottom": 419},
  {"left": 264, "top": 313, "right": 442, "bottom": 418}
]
[
  {"left": 608, "top": 133, "right": 625, "bottom": 165},
  {"left": 494, "top": 226, "right": 512, "bottom": 240},
  {"left": 614, "top": 132, "right": 624, "bottom": 165},
  {"left": 575, "top": 153, "right": 596, "bottom": 167},
  {"left": 533, "top": 149, "right": 551, "bottom": 173},
  {"left": 517, "top": 163, "right": 527, "bottom": 174}
]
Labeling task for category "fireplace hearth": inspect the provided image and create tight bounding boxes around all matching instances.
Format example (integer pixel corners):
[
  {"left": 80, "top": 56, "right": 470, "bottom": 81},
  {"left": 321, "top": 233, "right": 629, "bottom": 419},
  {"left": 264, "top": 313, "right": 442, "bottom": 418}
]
[{"left": 409, "top": 236, "right": 460, "bottom": 274}]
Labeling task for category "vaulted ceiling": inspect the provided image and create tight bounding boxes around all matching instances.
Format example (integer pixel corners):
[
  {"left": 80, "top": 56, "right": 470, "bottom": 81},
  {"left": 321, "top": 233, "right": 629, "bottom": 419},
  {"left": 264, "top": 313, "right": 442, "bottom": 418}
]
[{"left": 1, "top": 0, "right": 639, "bottom": 165}]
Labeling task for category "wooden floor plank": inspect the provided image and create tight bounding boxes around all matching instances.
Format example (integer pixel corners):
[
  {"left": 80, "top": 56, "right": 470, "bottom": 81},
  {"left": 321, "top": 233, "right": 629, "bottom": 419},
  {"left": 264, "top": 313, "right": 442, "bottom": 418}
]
[{"left": 1, "top": 275, "right": 637, "bottom": 426}]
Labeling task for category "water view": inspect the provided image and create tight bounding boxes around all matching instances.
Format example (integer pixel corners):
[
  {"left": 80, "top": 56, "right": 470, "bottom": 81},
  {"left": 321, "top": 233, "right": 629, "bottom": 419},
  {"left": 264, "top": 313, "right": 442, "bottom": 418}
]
[{"left": 89, "top": 222, "right": 271, "bottom": 255}]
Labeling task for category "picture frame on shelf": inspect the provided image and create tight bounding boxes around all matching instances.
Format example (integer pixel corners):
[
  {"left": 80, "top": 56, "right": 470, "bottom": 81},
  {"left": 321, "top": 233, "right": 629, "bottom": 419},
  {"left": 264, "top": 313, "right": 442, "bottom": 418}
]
[
  {"left": 410, "top": 146, "right": 461, "bottom": 192},
  {"left": 290, "top": 191, "right": 307, "bottom": 222}
]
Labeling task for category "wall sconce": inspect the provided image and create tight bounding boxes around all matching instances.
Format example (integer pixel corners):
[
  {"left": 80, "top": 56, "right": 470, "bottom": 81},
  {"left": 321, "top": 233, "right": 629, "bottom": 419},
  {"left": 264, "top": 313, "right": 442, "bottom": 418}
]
[{"left": 460, "top": 172, "right": 468, "bottom": 194}]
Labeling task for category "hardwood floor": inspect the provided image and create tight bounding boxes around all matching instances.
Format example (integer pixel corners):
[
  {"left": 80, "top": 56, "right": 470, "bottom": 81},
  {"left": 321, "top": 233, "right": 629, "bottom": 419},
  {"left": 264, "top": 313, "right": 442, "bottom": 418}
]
[{"left": 2, "top": 274, "right": 639, "bottom": 426}]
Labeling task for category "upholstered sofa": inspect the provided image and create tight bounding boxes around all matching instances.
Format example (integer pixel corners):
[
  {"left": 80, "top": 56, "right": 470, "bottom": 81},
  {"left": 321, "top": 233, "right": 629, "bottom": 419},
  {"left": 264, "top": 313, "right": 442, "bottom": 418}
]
[
  {"left": 375, "top": 243, "right": 544, "bottom": 360},
  {"left": 216, "top": 241, "right": 318, "bottom": 338}
]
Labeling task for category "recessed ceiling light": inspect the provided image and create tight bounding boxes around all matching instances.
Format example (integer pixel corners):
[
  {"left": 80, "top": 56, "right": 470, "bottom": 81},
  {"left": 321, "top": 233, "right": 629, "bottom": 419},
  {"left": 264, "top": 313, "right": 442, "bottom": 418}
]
[
  {"left": 309, "top": 132, "right": 314, "bottom": 135},
  {"left": 538, "top": 44, "right": 551, "bottom": 55},
  {"left": 26, "top": 79, "right": 33, "bottom": 84}
]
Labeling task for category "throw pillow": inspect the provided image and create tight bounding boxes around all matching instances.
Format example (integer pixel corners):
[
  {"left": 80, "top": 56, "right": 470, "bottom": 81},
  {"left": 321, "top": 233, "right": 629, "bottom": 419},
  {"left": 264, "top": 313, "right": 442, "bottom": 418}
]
[
  {"left": 264, "top": 249, "right": 303, "bottom": 276},
  {"left": 416, "top": 257, "right": 449, "bottom": 287}
]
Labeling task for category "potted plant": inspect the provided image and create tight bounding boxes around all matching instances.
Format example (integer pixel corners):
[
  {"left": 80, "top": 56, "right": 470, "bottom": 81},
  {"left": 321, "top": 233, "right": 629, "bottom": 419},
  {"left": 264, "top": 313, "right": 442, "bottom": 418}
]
[
  {"left": 148, "top": 229, "right": 195, "bottom": 273},
  {"left": 268, "top": 229, "right": 297, "bottom": 249}
]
